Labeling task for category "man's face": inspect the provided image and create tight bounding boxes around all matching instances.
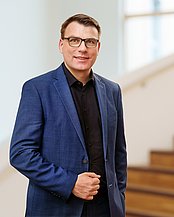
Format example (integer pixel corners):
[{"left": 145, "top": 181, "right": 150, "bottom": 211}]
[{"left": 59, "top": 21, "right": 100, "bottom": 75}]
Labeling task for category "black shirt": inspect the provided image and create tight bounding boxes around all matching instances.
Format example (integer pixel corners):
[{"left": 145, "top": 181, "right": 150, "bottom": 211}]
[{"left": 63, "top": 63, "right": 107, "bottom": 196}]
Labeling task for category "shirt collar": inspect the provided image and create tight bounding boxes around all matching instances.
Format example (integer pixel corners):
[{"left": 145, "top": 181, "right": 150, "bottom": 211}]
[{"left": 62, "top": 62, "right": 95, "bottom": 87}]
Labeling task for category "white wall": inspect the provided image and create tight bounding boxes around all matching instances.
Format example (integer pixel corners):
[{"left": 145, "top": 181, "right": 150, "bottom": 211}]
[
  {"left": 119, "top": 54, "right": 174, "bottom": 165},
  {"left": 0, "top": 0, "right": 58, "bottom": 144},
  {"left": 0, "top": 143, "right": 28, "bottom": 217}
]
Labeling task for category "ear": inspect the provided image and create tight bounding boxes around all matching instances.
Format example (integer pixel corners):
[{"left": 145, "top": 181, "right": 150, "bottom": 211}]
[
  {"left": 97, "top": 41, "right": 101, "bottom": 53},
  {"left": 59, "top": 38, "right": 63, "bottom": 53}
]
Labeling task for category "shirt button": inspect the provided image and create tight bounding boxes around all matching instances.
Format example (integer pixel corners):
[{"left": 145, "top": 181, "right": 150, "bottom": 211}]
[
  {"left": 82, "top": 159, "right": 89, "bottom": 164},
  {"left": 108, "top": 184, "right": 113, "bottom": 188}
]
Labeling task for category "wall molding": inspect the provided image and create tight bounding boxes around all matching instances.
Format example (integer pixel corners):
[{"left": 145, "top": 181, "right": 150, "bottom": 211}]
[{"left": 118, "top": 54, "right": 174, "bottom": 93}]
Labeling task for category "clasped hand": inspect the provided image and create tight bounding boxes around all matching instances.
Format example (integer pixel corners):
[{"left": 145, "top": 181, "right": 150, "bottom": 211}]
[{"left": 72, "top": 172, "right": 100, "bottom": 200}]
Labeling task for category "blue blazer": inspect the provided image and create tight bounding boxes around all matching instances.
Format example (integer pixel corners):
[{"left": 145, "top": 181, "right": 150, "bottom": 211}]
[{"left": 10, "top": 64, "right": 127, "bottom": 217}]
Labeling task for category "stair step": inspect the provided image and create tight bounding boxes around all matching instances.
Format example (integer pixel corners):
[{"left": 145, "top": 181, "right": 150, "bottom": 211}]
[
  {"left": 150, "top": 150, "right": 174, "bottom": 168},
  {"left": 128, "top": 166, "right": 174, "bottom": 190},
  {"left": 126, "top": 208, "right": 174, "bottom": 217},
  {"left": 126, "top": 185, "right": 174, "bottom": 215}
]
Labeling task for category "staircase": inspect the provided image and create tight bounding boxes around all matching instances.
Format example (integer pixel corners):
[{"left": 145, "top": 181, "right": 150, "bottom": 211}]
[{"left": 126, "top": 150, "right": 174, "bottom": 217}]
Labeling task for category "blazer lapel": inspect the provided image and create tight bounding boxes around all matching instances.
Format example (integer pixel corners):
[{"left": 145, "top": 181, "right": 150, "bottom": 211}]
[
  {"left": 94, "top": 74, "right": 108, "bottom": 159},
  {"left": 53, "top": 66, "right": 85, "bottom": 150}
]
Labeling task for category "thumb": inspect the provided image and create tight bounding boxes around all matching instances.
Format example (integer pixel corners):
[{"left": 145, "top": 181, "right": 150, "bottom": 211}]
[{"left": 85, "top": 172, "right": 101, "bottom": 178}]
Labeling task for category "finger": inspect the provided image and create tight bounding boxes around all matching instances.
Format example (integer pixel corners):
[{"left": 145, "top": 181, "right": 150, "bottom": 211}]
[
  {"left": 92, "top": 190, "right": 98, "bottom": 195},
  {"left": 89, "top": 185, "right": 100, "bottom": 193},
  {"left": 85, "top": 195, "right": 94, "bottom": 200},
  {"left": 92, "top": 177, "right": 100, "bottom": 185},
  {"left": 87, "top": 190, "right": 99, "bottom": 198},
  {"left": 85, "top": 172, "right": 101, "bottom": 178},
  {"left": 96, "top": 184, "right": 100, "bottom": 190}
]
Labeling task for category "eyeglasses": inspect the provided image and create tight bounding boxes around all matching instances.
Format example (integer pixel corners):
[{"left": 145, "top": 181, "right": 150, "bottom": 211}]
[{"left": 62, "top": 37, "right": 99, "bottom": 48}]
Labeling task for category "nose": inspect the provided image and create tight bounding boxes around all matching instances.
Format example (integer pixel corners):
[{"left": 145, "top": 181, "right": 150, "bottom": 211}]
[{"left": 78, "top": 40, "right": 87, "bottom": 50}]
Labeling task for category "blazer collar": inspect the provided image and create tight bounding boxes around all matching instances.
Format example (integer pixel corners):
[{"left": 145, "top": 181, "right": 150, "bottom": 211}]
[
  {"left": 53, "top": 64, "right": 85, "bottom": 150},
  {"left": 94, "top": 74, "right": 108, "bottom": 159}
]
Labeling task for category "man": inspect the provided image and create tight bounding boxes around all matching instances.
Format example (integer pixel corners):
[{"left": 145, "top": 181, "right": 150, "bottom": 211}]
[{"left": 10, "top": 13, "right": 127, "bottom": 217}]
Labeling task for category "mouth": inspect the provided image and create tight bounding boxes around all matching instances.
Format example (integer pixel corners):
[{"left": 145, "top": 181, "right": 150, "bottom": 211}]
[{"left": 74, "top": 56, "right": 89, "bottom": 60}]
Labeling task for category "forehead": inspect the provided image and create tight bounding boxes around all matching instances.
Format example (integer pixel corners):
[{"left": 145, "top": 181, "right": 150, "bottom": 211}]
[{"left": 64, "top": 21, "right": 99, "bottom": 38}]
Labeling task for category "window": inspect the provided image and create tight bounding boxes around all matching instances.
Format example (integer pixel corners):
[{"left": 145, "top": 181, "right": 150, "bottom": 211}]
[{"left": 124, "top": 0, "right": 174, "bottom": 72}]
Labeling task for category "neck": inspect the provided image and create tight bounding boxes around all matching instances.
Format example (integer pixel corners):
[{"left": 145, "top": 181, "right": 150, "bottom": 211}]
[{"left": 64, "top": 63, "right": 91, "bottom": 85}]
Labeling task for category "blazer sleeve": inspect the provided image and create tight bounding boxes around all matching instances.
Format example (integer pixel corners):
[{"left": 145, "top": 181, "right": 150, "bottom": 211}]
[
  {"left": 9, "top": 81, "right": 78, "bottom": 201},
  {"left": 114, "top": 85, "right": 127, "bottom": 196}
]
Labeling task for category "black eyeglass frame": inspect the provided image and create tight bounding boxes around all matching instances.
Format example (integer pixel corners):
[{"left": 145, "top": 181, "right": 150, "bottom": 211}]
[{"left": 62, "top": 37, "right": 99, "bottom": 48}]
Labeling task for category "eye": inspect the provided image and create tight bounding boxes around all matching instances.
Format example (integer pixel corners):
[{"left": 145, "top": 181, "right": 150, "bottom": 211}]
[
  {"left": 86, "top": 38, "right": 96, "bottom": 45},
  {"left": 69, "top": 37, "right": 81, "bottom": 43}
]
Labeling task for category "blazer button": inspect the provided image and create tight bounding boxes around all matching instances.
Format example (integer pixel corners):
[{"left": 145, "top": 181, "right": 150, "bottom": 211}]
[{"left": 82, "top": 159, "right": 89, "bottom": 164}]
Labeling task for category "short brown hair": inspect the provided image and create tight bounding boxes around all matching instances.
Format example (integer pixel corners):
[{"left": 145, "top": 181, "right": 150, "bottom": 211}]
[{"left": 60, "top": 13, "right": 101, "bottom": 39}]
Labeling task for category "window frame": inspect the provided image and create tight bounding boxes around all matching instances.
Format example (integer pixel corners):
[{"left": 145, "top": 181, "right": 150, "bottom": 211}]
[{"left": 118, "top": 0, "right": 174, "bottom": 74}]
